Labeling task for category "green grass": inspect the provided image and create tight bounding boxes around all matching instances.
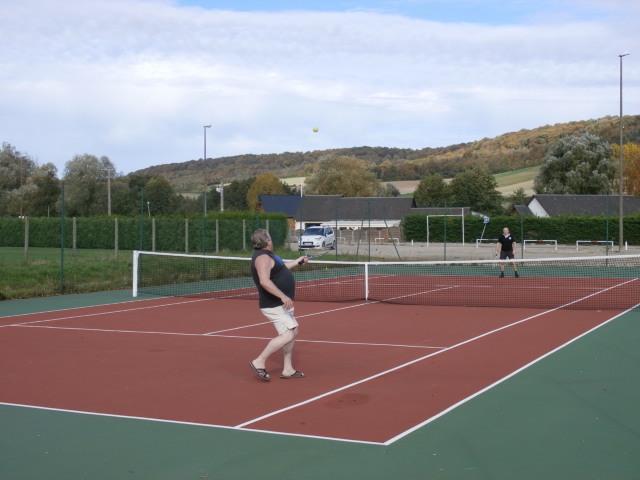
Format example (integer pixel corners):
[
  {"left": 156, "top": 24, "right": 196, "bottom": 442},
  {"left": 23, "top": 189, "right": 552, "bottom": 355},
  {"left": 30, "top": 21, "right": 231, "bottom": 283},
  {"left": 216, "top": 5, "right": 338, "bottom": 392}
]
[
  {"left": 0, "top": 247, "right": 374, "bottom": 301},
  {"left": 494, "top": 165, "right": 541, "bottom": 187},
  {"left": 0, "top": 247, "right": 133, "bottom": 300}
]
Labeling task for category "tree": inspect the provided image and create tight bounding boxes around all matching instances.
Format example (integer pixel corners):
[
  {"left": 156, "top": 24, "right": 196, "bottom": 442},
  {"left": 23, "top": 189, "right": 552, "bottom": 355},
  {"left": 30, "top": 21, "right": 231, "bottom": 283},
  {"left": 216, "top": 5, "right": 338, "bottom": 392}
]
[
  {"left": 507, "top": 187, "right": 528, "bottom": 207},
  {"left": 63, "top": 154, "right": 115, "bottom": 216},
  {"left": 28, "top": 163, "right": 61, "bottom": 216},
  {"left": 379, "top": 183, "right": 400, "bottom": 197},
  {"left": 534, "top": 133, "right": 615, "bottom": 194},
  {"left": 414, "top": 174, "right": 450, "bottom": 207},
  {"left": 144, "top": 176, "right": 177, "bottom": 215},
  {"left": 0, "top": 143, "right": 38, "bottom": 215},
  {"left": 305, "top": 156, "right": 380, "bottom": 197},
  {"left": 612, "top": 143, "right": 640, "bottom": 195},
  {"left": 246, "top": 173, "right": 288, "bottom": 211},
  {"left": 449, "top": 167, "right": 503, "bottom": 214},
  {"left": 0, "top": 142, "right": 36, "bottom": 192},
  {"left": 504, "top": 187, "right": 529, "bottom": 213},
  {"left": 224, "top": 178, "right": 255, "bottom": 211}
]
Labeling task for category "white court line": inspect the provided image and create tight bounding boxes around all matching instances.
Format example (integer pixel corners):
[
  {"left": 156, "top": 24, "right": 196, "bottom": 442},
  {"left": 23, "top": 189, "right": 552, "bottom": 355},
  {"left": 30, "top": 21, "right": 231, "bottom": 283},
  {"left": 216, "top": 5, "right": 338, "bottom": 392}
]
[
  {"left": 14, "top": 324, "right": 444, "bottom": 350},
  {"left": 234, "top": 278, "right": 638, "bottom": 429},
  {"left": 0, "top": 296, "right": 220, "bottom": 329},
  {"left": 383, "top": 301, "right": 640, "bottom": 445},
  {"left": 202, "top": 285, "right": 456, "bottom": 335},
  {"left": 368, "top": 283, "right": 603, "bottom": 291},
  {"left": 207, "top": 334, "right": 444, "bottom": 350},
  {"left": 0, "top": 295, "right": 174, "bottom": 319},
  {"left": 0, "top": 402, "right": 383, "bottom": 447}
]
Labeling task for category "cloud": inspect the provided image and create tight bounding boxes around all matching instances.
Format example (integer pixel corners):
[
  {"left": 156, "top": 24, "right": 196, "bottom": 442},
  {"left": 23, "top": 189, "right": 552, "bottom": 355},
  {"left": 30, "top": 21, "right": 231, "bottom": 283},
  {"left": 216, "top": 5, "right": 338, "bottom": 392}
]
[{"left": 1, "top": 0, "right": 638, "bottom": 175}]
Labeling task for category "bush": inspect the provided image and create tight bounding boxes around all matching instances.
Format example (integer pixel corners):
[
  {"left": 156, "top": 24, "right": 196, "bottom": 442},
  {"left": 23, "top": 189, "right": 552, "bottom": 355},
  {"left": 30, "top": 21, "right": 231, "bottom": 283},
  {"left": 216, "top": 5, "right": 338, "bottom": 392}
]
[
  {"left": 402, "top": 214, "right": 640, "bottom": 244},
  {"left": 0, "top": 213, "right": 289, "bottom": 252}
]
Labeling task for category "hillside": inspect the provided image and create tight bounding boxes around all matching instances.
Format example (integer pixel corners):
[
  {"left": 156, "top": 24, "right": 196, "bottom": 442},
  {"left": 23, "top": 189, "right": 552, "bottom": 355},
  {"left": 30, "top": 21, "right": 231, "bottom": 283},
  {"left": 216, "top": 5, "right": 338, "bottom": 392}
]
[{"left": 135, "top": 115, "right": 640, "bottom": 192}]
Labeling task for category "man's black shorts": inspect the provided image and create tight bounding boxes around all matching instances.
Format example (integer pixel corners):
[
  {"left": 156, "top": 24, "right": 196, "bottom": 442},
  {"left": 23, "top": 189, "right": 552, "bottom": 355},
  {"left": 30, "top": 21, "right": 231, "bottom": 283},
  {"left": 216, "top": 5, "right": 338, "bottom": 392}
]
[{"left": 499, "top": 251, "right": 515, "bottom": 260}]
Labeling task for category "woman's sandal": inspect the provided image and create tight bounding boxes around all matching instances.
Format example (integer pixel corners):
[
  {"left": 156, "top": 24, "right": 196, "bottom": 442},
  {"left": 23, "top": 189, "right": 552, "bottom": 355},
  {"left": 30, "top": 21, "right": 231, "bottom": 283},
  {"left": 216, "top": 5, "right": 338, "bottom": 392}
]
[
  {"left": 249, "top": 361, "right": 271, "bottom": 382},
  {"left": 280, "top": 370, "right": 305, "bottom": 379}
]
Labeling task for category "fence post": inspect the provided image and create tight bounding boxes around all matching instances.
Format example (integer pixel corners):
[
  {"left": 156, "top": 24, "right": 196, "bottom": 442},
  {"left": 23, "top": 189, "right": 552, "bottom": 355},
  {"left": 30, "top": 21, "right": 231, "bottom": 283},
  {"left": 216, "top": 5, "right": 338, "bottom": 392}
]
[
  {"left": 60, "top": 182, "right": 65, "bottom": 293},
  {"left": 461, "top": 208, "right": 465, "bottom": 245},
  {"left": 72, "top": 217, "right": 77, "bottom": 250},
  {"left": 114, "top": 217, "right": 119, "bottom": 258},
  {"left": 24, "top": 216, "right": 29, "bottom": 260},
  {"left": 266, "top": 219, "right": 270, "bottom": 234},
  {"left": 215, "top": 219, "right": 219, "bottom": 253},
  {"left": 426, "top": 215, "right": 430, "bottom": 247},
  {"left": 185, "top": 219, "right": 189, "bottom": 253},
  {"left": 151, "top": 217, "right": 156, "bottom": 252},
  {"left": 242, "top": 219, "right": 246, "bottom": 250}
]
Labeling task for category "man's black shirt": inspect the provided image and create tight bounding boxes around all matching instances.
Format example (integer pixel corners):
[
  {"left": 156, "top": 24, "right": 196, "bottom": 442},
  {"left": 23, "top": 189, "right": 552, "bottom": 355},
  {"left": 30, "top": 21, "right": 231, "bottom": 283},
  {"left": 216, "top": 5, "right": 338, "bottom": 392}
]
[
  {"left": 251, "top": 249, "right": 295, "bottom": 308},
  {"left": 498, "top": 233, "right": 516, "bottom": 252}
]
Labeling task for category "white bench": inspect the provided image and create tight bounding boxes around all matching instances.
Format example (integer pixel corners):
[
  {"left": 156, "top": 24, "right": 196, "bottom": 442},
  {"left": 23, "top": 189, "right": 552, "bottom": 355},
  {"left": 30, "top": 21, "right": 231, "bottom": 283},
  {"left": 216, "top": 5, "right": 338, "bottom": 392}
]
[
  {"left": 475, "top": 238, "right": 498, "bottom": 248},
  {"left": 523, "top": 239, "right": 557, "bottom": 251},
  {"left": 374, "top": 237, "right": 399, "bottom": 244},
  {"left": 576, "top": 240, "right": 614, "bottom": 251}
]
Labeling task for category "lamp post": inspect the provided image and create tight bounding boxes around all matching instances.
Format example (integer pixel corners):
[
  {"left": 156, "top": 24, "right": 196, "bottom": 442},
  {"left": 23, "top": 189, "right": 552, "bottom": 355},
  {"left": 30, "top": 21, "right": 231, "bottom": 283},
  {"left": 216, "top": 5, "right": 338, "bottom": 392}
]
[
  {"left": 618, "top": 53, "right": 630, "bottom": 251},
  {"left": 147, "top": 200, "right": 151, "bottom": 217},
  {"left": 203, "top": 125, "right": 212, "bottom": 216},
  {"left": 203, "top": 124, "right": 211, "bottom": 162}
]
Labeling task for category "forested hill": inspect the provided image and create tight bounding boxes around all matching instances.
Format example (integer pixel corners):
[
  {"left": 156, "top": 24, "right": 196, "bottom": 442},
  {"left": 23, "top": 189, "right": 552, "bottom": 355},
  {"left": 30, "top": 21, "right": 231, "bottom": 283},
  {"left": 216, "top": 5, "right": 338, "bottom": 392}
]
[{"left": 135, "top": 115, "right": 640, "bottom": 192}]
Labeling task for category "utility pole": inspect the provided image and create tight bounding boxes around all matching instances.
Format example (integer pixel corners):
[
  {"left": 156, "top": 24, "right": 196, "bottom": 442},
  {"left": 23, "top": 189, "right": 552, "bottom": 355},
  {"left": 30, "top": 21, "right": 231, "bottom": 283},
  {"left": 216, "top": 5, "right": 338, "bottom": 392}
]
[
  {"left": 102, "top": 167, "right": 114, "bottom": 216},
  {"left": 216, "top": 182, "right": 224, "bottom": 212}
]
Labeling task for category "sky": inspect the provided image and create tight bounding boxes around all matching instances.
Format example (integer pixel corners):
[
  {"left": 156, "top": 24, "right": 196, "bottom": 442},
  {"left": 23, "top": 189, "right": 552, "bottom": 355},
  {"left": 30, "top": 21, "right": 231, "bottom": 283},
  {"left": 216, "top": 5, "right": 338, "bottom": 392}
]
[{"left": 1, "top": 0, "right": 639, "bottom": 175}]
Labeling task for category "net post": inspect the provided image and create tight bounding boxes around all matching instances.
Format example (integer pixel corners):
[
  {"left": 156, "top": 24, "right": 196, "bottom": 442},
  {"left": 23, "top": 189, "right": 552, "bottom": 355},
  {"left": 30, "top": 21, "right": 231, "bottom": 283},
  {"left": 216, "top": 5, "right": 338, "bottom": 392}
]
[
  {"left": 364, "top": 263, "right": 369, "bottom": 301},
  {"left": 132, "top": 250, "right": 140, "bottom": 297},
  {"left": 242, "top": 219, "right": 246, "bottom": 250}
]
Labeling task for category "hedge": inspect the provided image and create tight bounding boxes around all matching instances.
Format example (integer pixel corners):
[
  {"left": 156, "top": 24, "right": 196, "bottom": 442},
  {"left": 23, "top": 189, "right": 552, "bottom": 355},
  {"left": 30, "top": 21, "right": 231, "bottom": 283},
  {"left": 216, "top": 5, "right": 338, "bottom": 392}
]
[
  {"left": 402, "top": 214, "right": 640, "bottom": 244},
  {"left": 0, "top": 213, "right": 289, "bottom": 252}
]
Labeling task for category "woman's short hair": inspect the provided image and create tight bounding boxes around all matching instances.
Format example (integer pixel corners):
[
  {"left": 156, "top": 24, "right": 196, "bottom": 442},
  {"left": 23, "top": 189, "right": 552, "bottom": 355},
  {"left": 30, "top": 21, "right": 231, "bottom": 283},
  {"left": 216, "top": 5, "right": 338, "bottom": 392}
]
[{"left": 251, "top": 229, "right": 271, "bottom": 249}]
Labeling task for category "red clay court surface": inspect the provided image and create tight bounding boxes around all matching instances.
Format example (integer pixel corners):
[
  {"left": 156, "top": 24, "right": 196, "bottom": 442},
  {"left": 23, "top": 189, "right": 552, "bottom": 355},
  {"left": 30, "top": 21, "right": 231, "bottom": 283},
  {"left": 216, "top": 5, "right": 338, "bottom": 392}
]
[{"left": 0, "top": 279, "right": 638, "bottom": 445}]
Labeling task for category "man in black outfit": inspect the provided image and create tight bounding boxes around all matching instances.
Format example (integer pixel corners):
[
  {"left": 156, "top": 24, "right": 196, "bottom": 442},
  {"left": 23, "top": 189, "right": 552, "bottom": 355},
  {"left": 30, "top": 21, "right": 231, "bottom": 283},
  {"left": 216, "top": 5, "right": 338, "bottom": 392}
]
[
  {"left": 496, "top": 227, "right": 519, "bottom": 278},
  {"left": 249, "top": 229, "right": 308, "bottom": 382}
]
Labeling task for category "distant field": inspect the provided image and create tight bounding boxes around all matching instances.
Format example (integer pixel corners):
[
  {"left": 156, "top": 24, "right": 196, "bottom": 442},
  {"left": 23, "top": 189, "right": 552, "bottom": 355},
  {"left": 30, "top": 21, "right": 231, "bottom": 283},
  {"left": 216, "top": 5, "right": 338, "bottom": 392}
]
[{"left": 284, "top": 165, "right": 540, "bottom": 197}]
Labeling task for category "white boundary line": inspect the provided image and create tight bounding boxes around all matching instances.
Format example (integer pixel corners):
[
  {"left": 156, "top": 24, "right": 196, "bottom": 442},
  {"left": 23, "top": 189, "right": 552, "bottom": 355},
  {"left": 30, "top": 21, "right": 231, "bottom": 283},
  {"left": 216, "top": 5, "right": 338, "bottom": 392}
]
[
  {"left": 0, "top": 401, "right": 384, "bottom": 446},
  {"left": 202, "top": 285, "right": 456, "bottom": 335},
  {"left": 383, "top": 301, "right": 640, "bottom": 445},
  {"left": 14, "top": 324, "right": 444, "bottom": 350},
  {"left": 234, "top": 278, "right": 638, "bottom": 429},
  {"left": 0, "top": 294, "right": 174, "bottom": 319},
  {"left": 1, "top": 296, "right": 221, "bottom": 329}
]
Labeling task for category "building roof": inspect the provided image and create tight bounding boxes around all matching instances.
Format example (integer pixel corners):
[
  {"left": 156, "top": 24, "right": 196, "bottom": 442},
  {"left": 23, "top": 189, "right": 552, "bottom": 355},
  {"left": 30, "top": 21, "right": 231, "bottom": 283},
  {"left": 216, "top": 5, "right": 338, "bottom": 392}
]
[
  {"left": 260, "top": 195, "right": 416, "bottom": 221},
  {"left": 410, "top": 207, "right": 471, "bottom": 216},
  {"left": 513, "top": 204, "right": 534, "bottom": 216},
  {"left": 529, "top": 194, "right": 640, "bottom": 216},
  {"left": 259, "top": 195, "right": 303, "bottom": 217}
]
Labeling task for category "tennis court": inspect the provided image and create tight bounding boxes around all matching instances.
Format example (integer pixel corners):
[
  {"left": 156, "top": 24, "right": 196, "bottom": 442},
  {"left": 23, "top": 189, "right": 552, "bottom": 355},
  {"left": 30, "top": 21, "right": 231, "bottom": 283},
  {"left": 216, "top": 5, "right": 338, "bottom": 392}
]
[{"left": 1, "top": 252, "right": 640, "bottom": 478}]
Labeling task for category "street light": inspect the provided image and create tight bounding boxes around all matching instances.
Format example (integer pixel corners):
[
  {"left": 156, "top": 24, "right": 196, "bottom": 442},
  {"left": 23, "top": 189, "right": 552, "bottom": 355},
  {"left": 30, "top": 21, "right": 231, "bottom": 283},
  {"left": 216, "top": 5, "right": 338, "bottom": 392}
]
[
  {"left": 618, "top": 53, "right": 630, "bottom": 251},
  {"left": 203, "top": 125, "right": 212, "bottom": 216},
  {"left": 203, "top": 124, "right": 211, "bottom": 162},
  {"left": 147, "top": 200, "right": 151, "bottom": 217}
]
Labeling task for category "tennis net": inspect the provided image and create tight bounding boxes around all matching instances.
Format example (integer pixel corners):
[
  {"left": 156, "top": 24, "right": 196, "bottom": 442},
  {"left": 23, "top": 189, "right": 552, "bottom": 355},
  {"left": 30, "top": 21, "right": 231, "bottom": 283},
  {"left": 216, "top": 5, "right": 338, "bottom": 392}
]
[{"left": 133, "top": 251, "right": 640, "bottom": 310}]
